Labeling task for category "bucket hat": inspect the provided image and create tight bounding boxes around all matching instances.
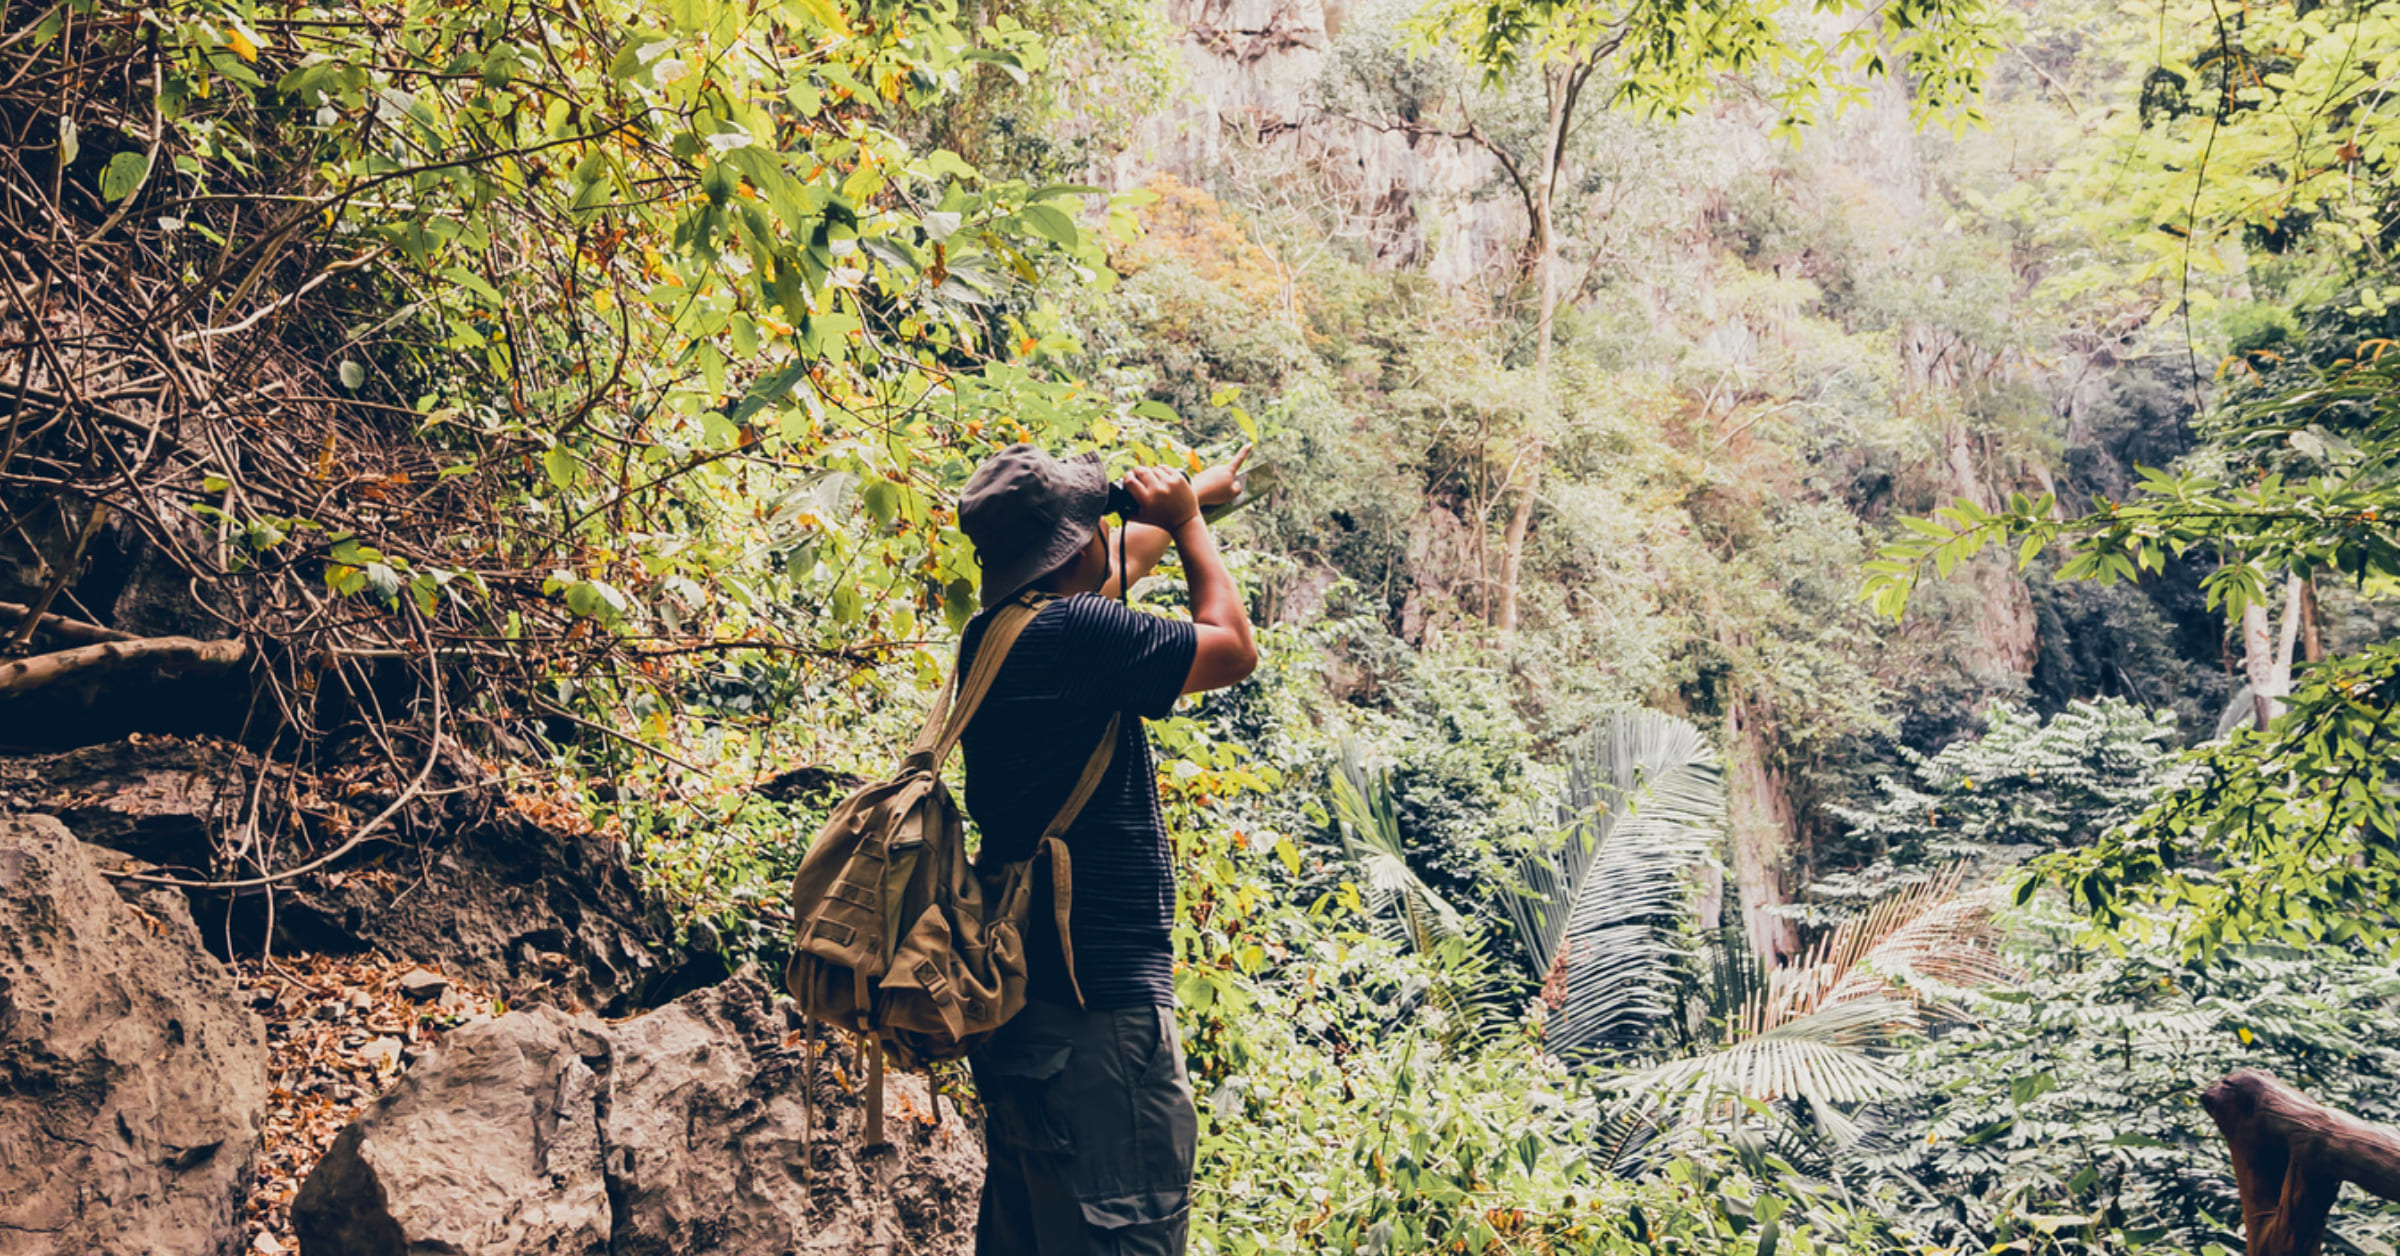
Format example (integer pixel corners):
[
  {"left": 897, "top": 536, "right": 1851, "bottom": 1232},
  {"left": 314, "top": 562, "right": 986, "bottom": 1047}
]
[{"left": 958, "top": 444, "right": 1110, "bottom": 608}]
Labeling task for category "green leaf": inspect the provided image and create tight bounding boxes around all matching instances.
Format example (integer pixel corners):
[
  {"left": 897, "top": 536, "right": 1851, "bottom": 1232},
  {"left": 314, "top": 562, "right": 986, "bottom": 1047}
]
[
  {"left": 1962, "top": 1116, "right": 2015, "bottom": 1145},
  {"left": 730, "top": 361, "right": 809, "bottom": 425},
  {"left": 543, "top": 444, "right": 581, "bottom": 490},
  {"left": 788, "top": 0, "right": 845, "bottom": 30},
  {"left": 942, "top": 577, "right": 976, "bottom": 631},
  {"left": 1019, "top": 203, "right": 1079, "bottom": 249},
  {"left": 98, "top": 150, "right": 147, "bottom": 202},
  {"left": 959, "top": 47, "right": 1027, "bottom": 83},
  {"left": 862, "top": 479, "right": 900, "bottom": 524},
  {"left": 563, "top": 579, "right": 628, "bottom": 620},
  {"left": 440, "top": 265, "right": 506, "bottom": 308}
]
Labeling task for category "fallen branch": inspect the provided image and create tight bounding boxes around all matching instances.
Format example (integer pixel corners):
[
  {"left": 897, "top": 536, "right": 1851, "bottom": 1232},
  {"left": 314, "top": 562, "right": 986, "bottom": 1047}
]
[
  {"left": 0, "top": 599, "right": 136, "bottom": 646},
  {"left": 0, "top": 635, "right": 252, "bottom": 698},
  {"left": 6, "top": 501, "right": 109, "bottom": 650},
  {"left": 2201, "top": 1068, "right": 2400, "bottom": 1256}
]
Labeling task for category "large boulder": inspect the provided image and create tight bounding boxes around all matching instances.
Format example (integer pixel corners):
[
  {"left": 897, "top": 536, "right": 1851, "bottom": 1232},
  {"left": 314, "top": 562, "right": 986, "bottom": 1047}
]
[
  {"left": 270, "top": 802, "right": 663, "bottom": 1017},
  {"left": 292, "top": 972, "right": 982, "bottom": 1256},
  {"left": 0, "top": 812, "right": 268, "bottom": 1255}
]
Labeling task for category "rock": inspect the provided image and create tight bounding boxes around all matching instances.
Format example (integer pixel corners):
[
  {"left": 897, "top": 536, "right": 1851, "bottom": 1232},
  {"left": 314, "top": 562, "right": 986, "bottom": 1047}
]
[
  {"left": 749, "top": 762, "right": 867, "bottom": 804},
  {"left": 290, "top": 1003, "right": 613, "bottom": 1256},
  {"left": 3, "top": 736, "right": 665, "bottom": 1014},
  {"left": 293, "top": 972, "right": 982, "bottom": 1256},
  {"left": 0, "top": 812, "right": 268, "bottom": 1256},
  {"left": 601, "top": 974, "right": 981, "bottom": 1254},
  {"left": 0, "top": 735, "right": 252, "bottom": 865},
  {"left": 269, "top": 803, "right": 661, "bottom": 1015},
  {"left": 395, "top": 969, "right": 449, "bottom": 1001}
]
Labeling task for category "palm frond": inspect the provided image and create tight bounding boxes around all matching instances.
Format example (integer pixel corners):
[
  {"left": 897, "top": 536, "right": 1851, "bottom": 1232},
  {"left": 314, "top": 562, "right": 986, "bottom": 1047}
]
[
  {"left": 1591, "top": 1096, "right": 1671, "bottom": 1178},
  {"left": 1690, "top": 925, "right": 1769, "bottom": 1043},
  {"left": 1329, "top": 735, "right": 1464, "bottom": 954},
  {"left": 1419, "top": 934, "right": 1519, "bottom": 1054},
  {"left": 1629, "top": 875, "right": 2020, "bottom": 1148},
  {"left": 1510, "top": 710, "right": 1725, "bottom": 1056},
  {"left": 1761, "top": 865, "right": 2014, "bottom": 1028},
  {"left": 1626, "top": 998, "right": 1919, "bottom": 1126}
]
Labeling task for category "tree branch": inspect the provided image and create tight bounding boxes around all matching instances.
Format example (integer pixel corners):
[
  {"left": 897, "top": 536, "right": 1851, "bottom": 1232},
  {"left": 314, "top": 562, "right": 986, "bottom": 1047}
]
[
  {"left": 0, "top": 598, "right": 134, "bottom": 646},
  {"left": 2202, "top": 1069, "right": 2400, "bottom": 1256},
  {"left": 0, "top": 635, "right": 251, "bottom": 698}
]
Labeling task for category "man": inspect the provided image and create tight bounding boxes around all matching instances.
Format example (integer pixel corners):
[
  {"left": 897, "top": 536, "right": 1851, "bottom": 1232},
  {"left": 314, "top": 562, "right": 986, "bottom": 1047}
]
[{"left": 954, "top": 443, "right": 1258, "bottom": 1256}]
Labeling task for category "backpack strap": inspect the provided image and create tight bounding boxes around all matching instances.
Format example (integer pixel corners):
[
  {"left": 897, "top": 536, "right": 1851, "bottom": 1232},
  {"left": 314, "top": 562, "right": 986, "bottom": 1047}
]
[
  {"left": 1032, "top": 711, "right": 1120, "bottom": 1011},
  {"left": 906, "top": 591, "right": 1056, "bottom": 766},
  {"left": 863, "top": 1035, "right": 887, "bottom": 1150},
  {"left": 908, "top": 589, "right": 1130, "bottom": 1012}
]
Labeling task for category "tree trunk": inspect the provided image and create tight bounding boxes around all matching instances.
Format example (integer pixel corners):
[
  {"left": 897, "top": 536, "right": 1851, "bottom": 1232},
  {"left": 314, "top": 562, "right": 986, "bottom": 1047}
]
[
  {"left": 1494, "top": 477, "right": 1536, "bottom": 636},
  {"left": 1493, "top": 202, "right": 1554, "bottom": 640},
  {"left": 1493, "top": 74, "right": 1567, "bottom": 639},
  {"left": 1941, "top": 423, "right": 2035, "bottom": 679},
  {"left": 2243, "top": 596, "right": 2275, "bottom": 730},
  {"left": 1724, "top": 695, "right": 1799, "bottom": 967},
  {"left": 2300, "top": 576, "right": 2324, "bottom": 664},
  {"left": 2242, "top": 572, "right": 2304, "bottom": 731},
  {"left": 1533, "top": 65, "right": 1564, "bottom": 384},
  {"left": 2270, "top": 572, "right": 2303, "bottom": 694},
  {"left": 2201, "top": 1069, "right": 2400, "bottom": 1256}
]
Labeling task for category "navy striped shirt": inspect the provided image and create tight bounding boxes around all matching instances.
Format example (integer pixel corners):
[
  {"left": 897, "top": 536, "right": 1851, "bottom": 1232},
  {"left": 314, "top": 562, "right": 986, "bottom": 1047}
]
[{"left": 959, "top": 594, "right": 1196, "bottom": 1009}]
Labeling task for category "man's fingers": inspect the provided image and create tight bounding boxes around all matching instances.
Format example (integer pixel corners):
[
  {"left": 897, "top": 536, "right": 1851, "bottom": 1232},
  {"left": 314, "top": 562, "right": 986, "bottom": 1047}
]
[{"left": 1229, "top": 445, "right": 1253, "bottom": 474}]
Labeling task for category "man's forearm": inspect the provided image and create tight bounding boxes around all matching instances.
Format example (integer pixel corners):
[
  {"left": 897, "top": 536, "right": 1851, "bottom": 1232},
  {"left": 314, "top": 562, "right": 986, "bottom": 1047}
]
[
  {"left": 1172, "top": 517, "right": 1255, "bottom": 684},
  {"left": 1172, "top": 521, "right": 1243, "bottom": 628}
]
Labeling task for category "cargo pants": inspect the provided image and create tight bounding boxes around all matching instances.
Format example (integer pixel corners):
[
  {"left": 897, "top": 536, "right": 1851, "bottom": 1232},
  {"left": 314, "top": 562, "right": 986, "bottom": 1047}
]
[{"left": 969, "top": 999, "right": 1197, "bottom": 1255}]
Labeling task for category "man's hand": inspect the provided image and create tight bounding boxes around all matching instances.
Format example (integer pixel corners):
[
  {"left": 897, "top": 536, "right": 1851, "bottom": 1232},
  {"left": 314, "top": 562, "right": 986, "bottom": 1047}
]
[
  {"left": 1123, "top": 464, "right": 1200, "bottom": 532},
  {"left": 1192, "top": 446, "right": 1252, "bottom": 510}
]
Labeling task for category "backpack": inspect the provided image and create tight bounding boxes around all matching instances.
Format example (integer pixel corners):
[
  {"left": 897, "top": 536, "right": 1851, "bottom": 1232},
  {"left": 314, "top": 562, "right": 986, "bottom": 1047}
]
[{"left": 782, "top": 590, "right": 1117, "bottom": 1146}]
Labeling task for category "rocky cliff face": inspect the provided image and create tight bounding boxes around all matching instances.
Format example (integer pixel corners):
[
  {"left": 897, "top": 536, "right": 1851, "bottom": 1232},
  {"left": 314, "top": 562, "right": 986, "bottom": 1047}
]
[
  {"left": 0, "top": 813, "right": 268, "bottom": 1256},
  {"left": 1110, "top": 0, "right": 1522, "bottom": 283},
  {"left": 1120, "top": 17, "right": 2050, "bottom": 964}
]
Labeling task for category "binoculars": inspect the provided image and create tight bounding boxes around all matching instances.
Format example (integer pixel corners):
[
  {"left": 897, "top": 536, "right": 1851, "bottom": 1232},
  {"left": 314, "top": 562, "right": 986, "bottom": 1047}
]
[{"left": 1105, "top": 465, "right": 1262, "bottom": 525}]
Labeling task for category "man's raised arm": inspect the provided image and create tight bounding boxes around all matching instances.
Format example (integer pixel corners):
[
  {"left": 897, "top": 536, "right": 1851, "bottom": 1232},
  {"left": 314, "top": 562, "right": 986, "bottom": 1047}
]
[{"left": 1119, "top": 464, "right": 1257, "bottom": 694}]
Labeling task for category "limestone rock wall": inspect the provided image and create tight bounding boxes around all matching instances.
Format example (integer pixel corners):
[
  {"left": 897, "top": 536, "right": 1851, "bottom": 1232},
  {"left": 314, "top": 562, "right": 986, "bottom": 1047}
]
[{"left": 1108, "top": 0, "right": 1523, "bottom": 283}]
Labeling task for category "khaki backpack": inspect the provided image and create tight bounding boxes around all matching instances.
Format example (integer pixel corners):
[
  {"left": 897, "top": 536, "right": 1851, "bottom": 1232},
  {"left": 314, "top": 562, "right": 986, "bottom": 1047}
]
[{"left": 782, "top": 590, "right": 1115, "bottom": 1145}]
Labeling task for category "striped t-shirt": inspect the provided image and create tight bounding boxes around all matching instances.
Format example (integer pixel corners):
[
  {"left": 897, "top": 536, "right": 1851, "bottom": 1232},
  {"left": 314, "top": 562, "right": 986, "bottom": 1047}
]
[{"left": 959, "top": 593, "right": 1197, "bottom": 1009}]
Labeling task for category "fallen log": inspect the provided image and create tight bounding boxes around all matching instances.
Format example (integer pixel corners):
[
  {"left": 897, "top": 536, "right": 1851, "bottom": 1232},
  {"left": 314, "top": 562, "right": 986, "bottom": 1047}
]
[
  {"left": 2200, "top": 1069, "right": 2400, "bottom": 1256},
  {"left": 0, "top": 636, "right": 252, "bottom": 699}
]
